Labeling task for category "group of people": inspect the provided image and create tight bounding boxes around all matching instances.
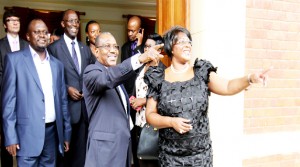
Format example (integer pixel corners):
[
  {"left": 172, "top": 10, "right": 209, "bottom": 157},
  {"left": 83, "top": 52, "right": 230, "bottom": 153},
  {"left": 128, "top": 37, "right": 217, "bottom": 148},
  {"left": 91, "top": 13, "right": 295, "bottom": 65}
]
[{"left": 0, "top": 8, "right": 271, "bottom": 167}]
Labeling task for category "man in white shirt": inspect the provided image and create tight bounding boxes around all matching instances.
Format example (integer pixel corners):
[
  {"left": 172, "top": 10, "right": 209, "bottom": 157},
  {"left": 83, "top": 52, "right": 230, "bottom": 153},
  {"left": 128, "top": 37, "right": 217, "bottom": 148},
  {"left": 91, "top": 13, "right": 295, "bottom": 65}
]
[
  {"left": 1, "top": 19, "right": 71, "bottom": 167},
  {"left": 0, "top": 9, "right": 28, "bottom": 167}
]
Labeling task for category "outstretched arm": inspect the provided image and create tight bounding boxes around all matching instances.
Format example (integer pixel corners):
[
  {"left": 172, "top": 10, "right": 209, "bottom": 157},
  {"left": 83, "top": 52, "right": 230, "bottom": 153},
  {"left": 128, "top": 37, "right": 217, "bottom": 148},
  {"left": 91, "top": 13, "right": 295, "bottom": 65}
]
[{"left": 208, "top": 67, "right": 272, "bottom": 95}]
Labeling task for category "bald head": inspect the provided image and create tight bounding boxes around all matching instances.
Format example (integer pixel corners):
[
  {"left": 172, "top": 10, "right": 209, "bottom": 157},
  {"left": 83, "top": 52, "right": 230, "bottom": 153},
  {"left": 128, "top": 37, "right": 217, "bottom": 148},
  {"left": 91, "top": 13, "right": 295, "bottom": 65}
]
[
  {"left": 127, "top": 16, "right": 142, "bottom": 41},
  {"left": 95, "top": 32, "right": 119, "bottom": 67},
  {"left": 61, "top": 9, "right": 80, "bottom": 40},
  {"left": 128, "top": 16, "right": 141, "bottom": 28}
]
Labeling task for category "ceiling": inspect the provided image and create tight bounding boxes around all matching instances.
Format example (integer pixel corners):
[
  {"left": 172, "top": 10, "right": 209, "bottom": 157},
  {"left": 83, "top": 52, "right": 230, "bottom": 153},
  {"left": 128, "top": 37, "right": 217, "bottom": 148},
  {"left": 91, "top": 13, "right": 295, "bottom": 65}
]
[{"left": 61, "top": 0, "right": 156, "bottom": 7}]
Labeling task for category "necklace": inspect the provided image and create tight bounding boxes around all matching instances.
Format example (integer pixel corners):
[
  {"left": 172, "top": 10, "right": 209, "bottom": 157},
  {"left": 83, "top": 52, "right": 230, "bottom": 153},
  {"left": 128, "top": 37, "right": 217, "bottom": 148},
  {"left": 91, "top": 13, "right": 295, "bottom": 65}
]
[{"left": 170, "top": 63, "right": 189, "bottom": 74}]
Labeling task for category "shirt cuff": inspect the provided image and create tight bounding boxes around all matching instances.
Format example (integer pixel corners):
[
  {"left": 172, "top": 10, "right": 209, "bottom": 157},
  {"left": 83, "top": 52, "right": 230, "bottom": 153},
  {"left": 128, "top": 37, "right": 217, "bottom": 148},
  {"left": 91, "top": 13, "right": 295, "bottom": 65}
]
[{"left": 131, "top": 51, "right": 143, "bottom": 70}]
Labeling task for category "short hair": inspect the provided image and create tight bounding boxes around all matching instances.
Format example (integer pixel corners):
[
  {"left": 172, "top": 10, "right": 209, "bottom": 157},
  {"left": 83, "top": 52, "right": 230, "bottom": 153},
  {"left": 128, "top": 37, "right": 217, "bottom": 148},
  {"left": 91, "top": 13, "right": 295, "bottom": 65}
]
[
  {"left": 3, "top": 9, "right": 19, "bottom": 25},
  {"left": 85, "top": 20, "right": 99, "bottom": 33},
  {"left": 95, "top": 32, "right": 113, "bottom": 46},
  {"left": 147, "top": 33, "right": 163, "bottom": 45},
  {"left": 3, "top": 9, "right": 20, "bottom": 32},
  {"left": 26, "top": 19, "right": 45, "bottom": 33},
  {"left": 163, "top": 26, "right": 192, "bottom": 59},
  {"left": 61, "top": 9, "right": 78, "bottom": 21}
]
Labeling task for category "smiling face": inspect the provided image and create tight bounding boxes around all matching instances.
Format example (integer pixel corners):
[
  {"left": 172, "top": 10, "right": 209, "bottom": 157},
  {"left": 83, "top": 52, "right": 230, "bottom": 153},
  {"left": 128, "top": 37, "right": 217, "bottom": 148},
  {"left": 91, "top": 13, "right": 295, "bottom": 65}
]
[
  {"left": 95, "top": 33, "right": 119, "bottom": 67},
  {"left": 61, "top": 10, "right": 79, "bottom": 40},
  {"left": 86, "top": 23, "right": 101, "bottom": 45},
  {"left": 26, "top": 19, "right": 49, "bottom": 52},
  {"left": 172, "top": 32, "right": 192, "bottom": 63}
]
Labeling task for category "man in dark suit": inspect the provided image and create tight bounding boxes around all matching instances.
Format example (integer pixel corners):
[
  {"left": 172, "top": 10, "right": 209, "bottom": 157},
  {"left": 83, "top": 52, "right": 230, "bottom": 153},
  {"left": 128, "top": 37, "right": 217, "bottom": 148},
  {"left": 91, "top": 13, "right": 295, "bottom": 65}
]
[
  {"left": 2, "top": 19, "right": 71, "bottom": 167},
  {"left": 121, "top": 15, "right": 144, "bottom": 96},
  {"left": 48, "top": 9, "right": 94, "bottom": 167},
  {"left": 121, "top": 15, "right": 145, "bottom": 167},
  {"left": 0, "top": 9, "right": 28, "bottom": 167},
  {"left": 83, "top": 32, "right": 162, "bottom": 167}
]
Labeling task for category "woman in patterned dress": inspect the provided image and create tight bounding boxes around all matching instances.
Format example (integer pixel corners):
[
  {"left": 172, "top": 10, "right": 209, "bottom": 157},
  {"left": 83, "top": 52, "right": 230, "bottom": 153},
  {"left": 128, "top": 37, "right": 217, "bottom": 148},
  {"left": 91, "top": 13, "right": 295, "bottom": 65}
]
[{"left": 144, "top": 26, "right": 271, "bottom": 167}]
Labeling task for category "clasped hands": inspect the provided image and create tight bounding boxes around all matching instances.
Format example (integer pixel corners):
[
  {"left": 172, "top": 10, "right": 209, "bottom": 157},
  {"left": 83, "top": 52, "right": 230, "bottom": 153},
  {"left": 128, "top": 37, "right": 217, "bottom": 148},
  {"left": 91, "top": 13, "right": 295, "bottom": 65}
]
[{"left": 138, "top": 44, "right": 164, "bottom": 65}]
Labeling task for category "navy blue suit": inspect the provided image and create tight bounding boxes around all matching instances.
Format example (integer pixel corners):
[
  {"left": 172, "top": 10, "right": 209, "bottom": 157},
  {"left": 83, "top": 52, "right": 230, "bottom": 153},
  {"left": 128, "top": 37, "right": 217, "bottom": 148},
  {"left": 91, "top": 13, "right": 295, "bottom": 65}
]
[
  {"left": 83, "top": 58, "right": 136, "bottom": 167},
  {"left": 1, "top": 47, "right": 71, "bottom": 166},
  {"left": 0, "top": 35, "right": 28, "bottom": 167}
]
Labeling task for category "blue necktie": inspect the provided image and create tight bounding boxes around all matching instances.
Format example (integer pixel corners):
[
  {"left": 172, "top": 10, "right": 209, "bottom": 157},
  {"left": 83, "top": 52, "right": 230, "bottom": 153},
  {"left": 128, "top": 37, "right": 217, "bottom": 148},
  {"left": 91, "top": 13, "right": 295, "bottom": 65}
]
[
  {"left": 71, "top": 41, "right": 80, "bottom": 74},
  {"left": 131, "top": 41, "right": 137, "bottom": 56}
]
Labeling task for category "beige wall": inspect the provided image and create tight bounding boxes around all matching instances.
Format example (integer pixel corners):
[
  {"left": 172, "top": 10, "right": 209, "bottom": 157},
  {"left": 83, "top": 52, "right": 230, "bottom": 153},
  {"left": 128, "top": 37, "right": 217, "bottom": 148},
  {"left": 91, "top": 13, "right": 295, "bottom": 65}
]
[
  {"left": 190, "top": 0, "right": 245, "bottom": 166},
  {"left": 191, "top": 0, "right": 300, "bottom": 166}
]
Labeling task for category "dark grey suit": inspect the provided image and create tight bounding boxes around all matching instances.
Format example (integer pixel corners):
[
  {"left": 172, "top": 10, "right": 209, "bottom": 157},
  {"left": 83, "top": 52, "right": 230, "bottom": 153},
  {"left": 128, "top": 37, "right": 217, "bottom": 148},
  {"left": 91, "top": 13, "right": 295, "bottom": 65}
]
[
  {"left": 48, "top": 36, "right": 94, "bottom": 167},
  {"left": 83, "top": 58, "right": 136, "bottom": 167},
  {"left": 0, "top": 36, "right": 28, "bottom": 87},
  {"left": 0, "top": 35, "right": 28, "bottom": 167}
]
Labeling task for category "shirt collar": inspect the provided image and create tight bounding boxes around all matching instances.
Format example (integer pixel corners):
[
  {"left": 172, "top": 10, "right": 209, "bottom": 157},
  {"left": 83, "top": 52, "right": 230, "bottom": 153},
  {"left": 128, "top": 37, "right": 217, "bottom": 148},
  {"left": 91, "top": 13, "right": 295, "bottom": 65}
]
[
  {"left": 29, "top": 45, "right": 50, "bottom": 61},
  {"left": 7, "top": 33, "right": 19, "bottom": 43},
  {"left": 63, "top": 33, "right": 77, "bottom": 45}
]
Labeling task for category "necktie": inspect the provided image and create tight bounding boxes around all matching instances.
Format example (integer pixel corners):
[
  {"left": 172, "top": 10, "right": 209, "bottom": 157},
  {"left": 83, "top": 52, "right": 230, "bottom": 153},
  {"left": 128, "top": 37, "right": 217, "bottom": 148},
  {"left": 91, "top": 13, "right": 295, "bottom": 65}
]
[
  {"left": 131, "top": 41, "right": 137, "bottom": 56},
  {"left": 11, "top": 40, "right": 18, "bottom": 52},
  {"left": 71, "top": 41, "right": 80, "bottom": 74}
]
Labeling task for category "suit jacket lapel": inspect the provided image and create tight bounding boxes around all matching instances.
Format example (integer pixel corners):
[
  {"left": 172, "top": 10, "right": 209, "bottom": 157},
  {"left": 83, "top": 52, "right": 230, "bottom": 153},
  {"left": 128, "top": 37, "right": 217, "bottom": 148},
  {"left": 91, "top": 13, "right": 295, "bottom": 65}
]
[
  {"left": 77, "top": 41, "right": 87, "bottom": 75},
  {"left": 49, "top": 55, "right": 57, "bottom": 96},
  {"left": 19, "top": 38, "right": 27, "bottom": 49},
  {"left": 23, "top": 48, "right": 43, "bottom": 92},
  {"left": 3, "top": 36, "right": 12, "bottom": 53}
]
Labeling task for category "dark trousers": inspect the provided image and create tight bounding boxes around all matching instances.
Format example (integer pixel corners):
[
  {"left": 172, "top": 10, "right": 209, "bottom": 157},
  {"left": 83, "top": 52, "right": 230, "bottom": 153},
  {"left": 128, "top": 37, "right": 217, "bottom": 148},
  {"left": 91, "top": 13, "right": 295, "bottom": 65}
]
[
  {"left": 57, "top": 114, "right": 88, "bottom": 167},
  {"left": 1, "top": 126, "right": 13, "bottom": 167},
  {"left": 130, "top": 107, "right": 140, "bottom": 167}
]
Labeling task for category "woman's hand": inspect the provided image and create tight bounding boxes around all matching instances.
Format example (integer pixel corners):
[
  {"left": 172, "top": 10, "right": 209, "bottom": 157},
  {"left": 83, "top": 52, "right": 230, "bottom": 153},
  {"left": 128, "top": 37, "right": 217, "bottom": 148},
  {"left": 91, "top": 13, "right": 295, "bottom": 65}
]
[
  {"left": 249, "top": 67, "right": 273, "bottom": 86},
  {"left": 170, "top": 117, "right": 193, "bottom": 134}
]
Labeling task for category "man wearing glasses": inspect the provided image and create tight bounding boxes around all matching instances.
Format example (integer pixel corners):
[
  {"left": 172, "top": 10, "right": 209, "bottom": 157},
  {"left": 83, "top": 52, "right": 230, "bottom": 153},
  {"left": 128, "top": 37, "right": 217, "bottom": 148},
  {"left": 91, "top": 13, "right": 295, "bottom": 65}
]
[
  {"left": 0, "top": 9, "right": 28, "bottom": 167},
  {"left": 83, "top": 32, "right": 163, "bottom": 167},
  {"left": 48, "top": 9, "right": 94, "bottom": 167}
]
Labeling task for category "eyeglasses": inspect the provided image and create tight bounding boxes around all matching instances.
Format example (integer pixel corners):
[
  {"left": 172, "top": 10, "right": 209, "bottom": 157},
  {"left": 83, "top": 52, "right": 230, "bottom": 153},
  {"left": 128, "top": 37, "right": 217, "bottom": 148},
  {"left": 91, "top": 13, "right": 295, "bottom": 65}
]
[
  {"left": 175, "top": 40, "right": 192, "bottom": 46},
  {"left": 6, "top": 18, "right": 20, "bottom": 23},
  {"left": 144, "top": 44, "right": 153, "bottom": 49},
  {"left": 64, "top": 19, "right": 80, "bottom": 24},
  {"left": 97, "top": 44, "right": 120, "bottom": 51},
  {"left": 33, "top": 30, "right": 49, "bottom": 36}
]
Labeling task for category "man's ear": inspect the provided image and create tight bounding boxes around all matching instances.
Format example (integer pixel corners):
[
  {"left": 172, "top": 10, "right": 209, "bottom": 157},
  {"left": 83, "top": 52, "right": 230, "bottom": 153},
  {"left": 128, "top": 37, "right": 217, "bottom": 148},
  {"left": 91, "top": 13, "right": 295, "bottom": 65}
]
[
  {"left": 26, "top": 33, "right": 30, "bottom": 41},
  {"left": 3, "top": 24, "right": 7, "bottom": 29},
  {"left": 61, "top": 21, "right": 65, "bottom": 28}
]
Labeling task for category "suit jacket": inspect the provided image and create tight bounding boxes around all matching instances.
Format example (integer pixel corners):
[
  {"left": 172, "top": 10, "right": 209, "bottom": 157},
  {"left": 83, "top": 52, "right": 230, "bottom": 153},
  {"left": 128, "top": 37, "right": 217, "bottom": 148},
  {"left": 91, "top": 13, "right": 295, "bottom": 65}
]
[
  {"left": 121, "top": 41, "right": 144, "bottom": 96},
  {"left": 1, "top": 47, "right": 72, "bottom": 156},
  {"left": 48, "top": 38, "right": 94, "bottom": 124},
  {"left": 83, "top": 58, "right": 136, "bottom": 167},
  {"left": 0, "top": 35, "right": 28, "bottom": 86}
]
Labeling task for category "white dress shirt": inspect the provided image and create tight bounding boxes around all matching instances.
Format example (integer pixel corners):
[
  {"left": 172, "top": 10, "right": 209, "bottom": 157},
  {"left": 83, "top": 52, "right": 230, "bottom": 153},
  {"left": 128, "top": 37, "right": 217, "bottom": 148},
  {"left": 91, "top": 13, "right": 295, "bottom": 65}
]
[
  {"left": 7, "top": 33, "right": 20, "bottom": 52},
  {"left": 63, "top": 34, "right": 82, "bottom": 72},
  {"left": 29, "top": 46, "right": 56, "bottom": 123}
]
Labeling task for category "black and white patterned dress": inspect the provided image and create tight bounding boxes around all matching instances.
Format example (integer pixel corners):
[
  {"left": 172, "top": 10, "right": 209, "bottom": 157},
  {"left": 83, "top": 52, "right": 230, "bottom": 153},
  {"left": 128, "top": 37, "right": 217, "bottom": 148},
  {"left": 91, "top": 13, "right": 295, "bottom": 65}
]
[{"left": 144, "top": 59, "right": 217, "bottom": 167}]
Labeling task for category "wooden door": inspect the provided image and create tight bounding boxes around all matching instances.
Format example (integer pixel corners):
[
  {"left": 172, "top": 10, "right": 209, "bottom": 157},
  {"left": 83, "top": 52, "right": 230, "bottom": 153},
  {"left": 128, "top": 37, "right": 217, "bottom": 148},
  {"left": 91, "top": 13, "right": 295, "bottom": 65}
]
[{"left": 156, "top": 0, "right": 190, "bottom": 67}]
